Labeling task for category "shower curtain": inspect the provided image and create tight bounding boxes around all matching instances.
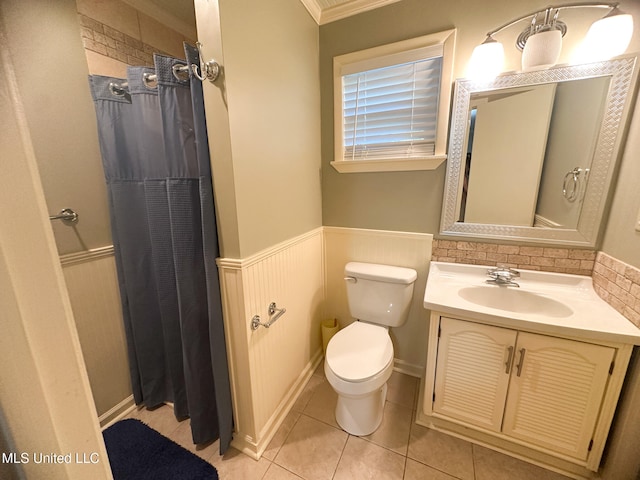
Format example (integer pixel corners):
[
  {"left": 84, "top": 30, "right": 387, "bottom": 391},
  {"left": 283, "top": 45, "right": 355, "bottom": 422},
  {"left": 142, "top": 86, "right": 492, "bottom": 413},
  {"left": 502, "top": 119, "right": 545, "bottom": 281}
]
[{"left": 88, "top": 45, "right": 232, "bottom": 453}]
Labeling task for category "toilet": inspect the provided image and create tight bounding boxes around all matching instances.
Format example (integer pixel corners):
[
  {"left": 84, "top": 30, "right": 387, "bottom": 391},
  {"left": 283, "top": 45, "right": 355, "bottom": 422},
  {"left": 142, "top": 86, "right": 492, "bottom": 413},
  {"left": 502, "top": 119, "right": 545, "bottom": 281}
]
[{"left": 325, "top": 262, "right": 417, "bottom": 436}]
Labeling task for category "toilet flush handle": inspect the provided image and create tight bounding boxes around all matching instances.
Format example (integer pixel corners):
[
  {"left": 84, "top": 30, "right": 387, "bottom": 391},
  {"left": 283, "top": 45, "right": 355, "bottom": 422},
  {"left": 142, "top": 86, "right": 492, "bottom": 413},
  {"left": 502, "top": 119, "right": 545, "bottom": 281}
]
[{"left": 344, "top": 276, "right": 357, "bottom": 283}]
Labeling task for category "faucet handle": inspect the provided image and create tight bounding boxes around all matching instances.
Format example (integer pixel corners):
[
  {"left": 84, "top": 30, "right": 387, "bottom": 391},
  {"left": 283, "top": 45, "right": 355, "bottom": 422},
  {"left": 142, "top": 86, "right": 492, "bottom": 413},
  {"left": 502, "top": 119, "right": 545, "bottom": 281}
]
[
  {"left": 503, "top": 266, "right": 520, "bottom": 278},
  {"left": 488, "top": 264, "right": 520, "bottom": 274},
  {"left": 487, "top": 265, "right": 520, "bottom": 281},
  {"left": 486, "top": 265, "right": 521, "bottom": 287}
]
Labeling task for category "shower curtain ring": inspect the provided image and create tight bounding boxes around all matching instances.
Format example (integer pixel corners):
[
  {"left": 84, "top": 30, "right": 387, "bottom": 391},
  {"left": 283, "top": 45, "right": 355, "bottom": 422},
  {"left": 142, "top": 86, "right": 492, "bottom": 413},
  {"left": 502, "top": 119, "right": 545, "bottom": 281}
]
[
  {"left": 142, "top": 72, "right": 158, "bottom": 89},
  {"left": 193, "top": 42, "right": 220, "bottom": 82}
]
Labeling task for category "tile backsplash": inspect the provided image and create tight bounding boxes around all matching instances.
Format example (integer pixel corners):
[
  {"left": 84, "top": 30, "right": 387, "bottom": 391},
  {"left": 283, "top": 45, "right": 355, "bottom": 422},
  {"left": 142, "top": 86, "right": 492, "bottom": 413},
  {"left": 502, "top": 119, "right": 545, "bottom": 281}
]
[
  {"left": 592, "top": 252, "right": 640, "bottom": 328},
  {"left": 432, "top": 240, "right": 595, "bottom": 276}
]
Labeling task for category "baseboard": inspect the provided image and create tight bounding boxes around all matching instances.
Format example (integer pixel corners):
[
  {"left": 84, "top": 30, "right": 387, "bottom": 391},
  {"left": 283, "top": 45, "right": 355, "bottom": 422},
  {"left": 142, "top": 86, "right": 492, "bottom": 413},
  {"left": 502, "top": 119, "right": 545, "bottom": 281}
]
[
  {"left": 393, "top": 358, "right": 424, "bottom": 378},
  {"left": 231, "top": 349, "right": 323, "bottom": 459},
  {"left": 99, "top": 395, "right": 135, "bottom": 430}
]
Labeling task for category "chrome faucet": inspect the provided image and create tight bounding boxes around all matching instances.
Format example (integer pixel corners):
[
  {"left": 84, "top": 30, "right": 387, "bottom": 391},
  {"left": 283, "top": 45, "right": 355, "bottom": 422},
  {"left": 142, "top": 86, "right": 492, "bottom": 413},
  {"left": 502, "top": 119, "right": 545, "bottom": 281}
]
[{"left": 486, "top": 265, "right": 520, "bottom": 287}]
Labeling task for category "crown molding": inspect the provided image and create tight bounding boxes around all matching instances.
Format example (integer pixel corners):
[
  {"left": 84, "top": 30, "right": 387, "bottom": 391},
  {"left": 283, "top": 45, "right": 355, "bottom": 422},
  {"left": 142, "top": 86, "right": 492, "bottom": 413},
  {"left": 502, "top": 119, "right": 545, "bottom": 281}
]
[
  {"left": 300, "top": 0, "right": 402, "bottom": 25},
  {"left": 321, "top": 0, "right": 403, "bottom": 25},
  {"left": 299, "top": 0, "right": 323, "bottom": 24}
]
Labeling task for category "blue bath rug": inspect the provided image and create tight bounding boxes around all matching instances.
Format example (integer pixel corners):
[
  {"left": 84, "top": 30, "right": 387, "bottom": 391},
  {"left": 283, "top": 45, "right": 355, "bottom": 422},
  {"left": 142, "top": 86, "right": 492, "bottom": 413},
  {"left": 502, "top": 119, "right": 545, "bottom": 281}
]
[{"left": 103, "top": 419, "right": 219, "bottom": 480}]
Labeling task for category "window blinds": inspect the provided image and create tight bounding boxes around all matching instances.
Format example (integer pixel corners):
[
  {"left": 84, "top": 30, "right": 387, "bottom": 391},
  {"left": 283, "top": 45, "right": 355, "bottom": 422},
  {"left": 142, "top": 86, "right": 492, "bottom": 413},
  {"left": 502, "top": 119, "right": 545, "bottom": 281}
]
[{"left": 342, "top": 56, "right": 443, "bottom": 161}]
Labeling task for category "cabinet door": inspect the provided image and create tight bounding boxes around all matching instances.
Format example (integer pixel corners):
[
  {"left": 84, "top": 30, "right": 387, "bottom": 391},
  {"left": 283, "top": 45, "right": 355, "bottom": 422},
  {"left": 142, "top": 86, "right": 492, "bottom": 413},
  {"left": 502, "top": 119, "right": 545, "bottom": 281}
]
[
  {"left": 503, "top": 332, "right": 614, "bottom": 460},
  {"left": 433, "top": 317, "right": 517, "bottom": 432}
]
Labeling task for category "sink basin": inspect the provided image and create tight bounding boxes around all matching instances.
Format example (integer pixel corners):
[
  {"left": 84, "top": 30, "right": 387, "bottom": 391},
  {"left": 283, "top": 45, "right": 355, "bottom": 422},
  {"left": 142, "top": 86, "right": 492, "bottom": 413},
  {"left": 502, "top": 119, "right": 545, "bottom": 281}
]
[
  {"left": 423, "top": 261, "right": 640, "bottom": 345},
  {"left": 458, "top": 286, "right": 573, "bottom": 318}
]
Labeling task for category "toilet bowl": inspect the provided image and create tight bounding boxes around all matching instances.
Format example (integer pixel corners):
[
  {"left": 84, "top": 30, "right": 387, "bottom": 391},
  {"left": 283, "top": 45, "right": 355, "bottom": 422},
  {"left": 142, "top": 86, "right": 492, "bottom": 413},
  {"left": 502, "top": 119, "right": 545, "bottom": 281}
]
[
  {"left": 325, "top": 321, "right": 394, "bottom": 435},
  {"left": 324, "top": 262, "right": 417, "bottom": 436}
]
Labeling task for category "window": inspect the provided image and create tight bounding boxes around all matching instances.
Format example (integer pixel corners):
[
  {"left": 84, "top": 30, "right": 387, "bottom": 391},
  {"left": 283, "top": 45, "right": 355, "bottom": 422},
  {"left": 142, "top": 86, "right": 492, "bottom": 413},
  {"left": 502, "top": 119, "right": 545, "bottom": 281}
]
[{"left": 332, "top": 29, "right": 456, "bottom": 173}]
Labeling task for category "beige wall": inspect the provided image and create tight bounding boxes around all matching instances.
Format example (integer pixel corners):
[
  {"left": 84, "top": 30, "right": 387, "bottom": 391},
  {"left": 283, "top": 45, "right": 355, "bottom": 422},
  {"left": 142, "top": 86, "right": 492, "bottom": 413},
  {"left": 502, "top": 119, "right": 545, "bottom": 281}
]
[
  {"left": 1, "top": 3, "right": 111, "bottom": 476},
  {"left": 14, "top": 0, "right": 198, "bottom": 258},
  {"left": 601, "top": 90, "right": 640, "bottom": 267},
  {"left": 199, "top": 0, "right": 323, "bottom": 259},
  {"left": 3, "top": 0, "right": 110, "bottom": 256},
  {"left": 320, "top": 0, "right": 640, "bottom": 266},
  {"left": 62, "top": 252, "right": 132, "bottom": 418}
]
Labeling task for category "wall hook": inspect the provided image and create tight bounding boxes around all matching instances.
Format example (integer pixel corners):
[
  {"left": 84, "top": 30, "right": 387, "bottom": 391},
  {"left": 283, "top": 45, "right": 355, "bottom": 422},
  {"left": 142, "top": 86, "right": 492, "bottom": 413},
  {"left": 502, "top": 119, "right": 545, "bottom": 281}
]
[{"left": 193, "top": 42, "right": 220, "bottom": 82}]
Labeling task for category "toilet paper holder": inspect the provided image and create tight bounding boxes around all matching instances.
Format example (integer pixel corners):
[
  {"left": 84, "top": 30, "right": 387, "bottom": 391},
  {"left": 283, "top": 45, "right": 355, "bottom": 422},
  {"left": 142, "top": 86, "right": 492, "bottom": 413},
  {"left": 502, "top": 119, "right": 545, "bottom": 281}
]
[{"left": 251, "top": 302, "right": 286, "bottom": 330}]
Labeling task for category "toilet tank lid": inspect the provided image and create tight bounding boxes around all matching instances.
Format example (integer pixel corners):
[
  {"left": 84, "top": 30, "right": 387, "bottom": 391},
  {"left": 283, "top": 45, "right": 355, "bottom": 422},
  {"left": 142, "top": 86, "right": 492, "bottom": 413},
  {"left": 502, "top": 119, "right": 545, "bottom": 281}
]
[{"left": 345, "top": 262, "right": 417, "bottom": 284}]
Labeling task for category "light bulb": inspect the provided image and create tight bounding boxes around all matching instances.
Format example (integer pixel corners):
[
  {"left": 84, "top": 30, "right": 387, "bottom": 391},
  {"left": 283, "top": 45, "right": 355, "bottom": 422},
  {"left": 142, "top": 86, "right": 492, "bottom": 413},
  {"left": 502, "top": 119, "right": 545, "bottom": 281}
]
[
  {"left": 466, "top": 36, "right": 504, "bottom": 81},
  {"left": 572, "top": 9, "right": 633, "bottom": 64}
]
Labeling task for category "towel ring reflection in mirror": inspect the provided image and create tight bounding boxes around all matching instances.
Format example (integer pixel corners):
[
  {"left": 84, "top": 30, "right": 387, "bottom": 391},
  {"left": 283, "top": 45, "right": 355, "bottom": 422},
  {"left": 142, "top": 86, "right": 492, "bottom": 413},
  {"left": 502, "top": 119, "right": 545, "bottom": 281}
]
[{"left": 562, "top": 167, "right": 589, "bottom": 203}]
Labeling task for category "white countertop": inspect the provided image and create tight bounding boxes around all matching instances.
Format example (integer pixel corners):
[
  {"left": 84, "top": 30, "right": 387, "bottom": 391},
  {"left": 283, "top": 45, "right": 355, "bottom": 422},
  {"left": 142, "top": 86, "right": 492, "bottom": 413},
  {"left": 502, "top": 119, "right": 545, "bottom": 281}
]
[{"left": 424, "top": 262, "right": 640, "bottom": 345}]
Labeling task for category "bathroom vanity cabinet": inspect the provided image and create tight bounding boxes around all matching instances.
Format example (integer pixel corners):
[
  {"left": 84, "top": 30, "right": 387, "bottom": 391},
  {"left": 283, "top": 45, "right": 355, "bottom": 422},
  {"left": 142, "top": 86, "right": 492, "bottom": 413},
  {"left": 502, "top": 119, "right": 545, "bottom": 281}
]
[
  {"left": 419, "top": 312, "right": 633, "bottom": 475},
  {"left": 419, "top": 262, "right": 640, "bottom": 477}
]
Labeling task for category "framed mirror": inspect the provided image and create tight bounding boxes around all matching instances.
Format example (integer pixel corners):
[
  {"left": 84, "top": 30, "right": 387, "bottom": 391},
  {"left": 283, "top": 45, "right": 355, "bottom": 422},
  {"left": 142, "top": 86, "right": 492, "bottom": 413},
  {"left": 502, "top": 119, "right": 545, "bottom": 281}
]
[{"left": 440, "top": 56, "right": 638, "bottom": 247}]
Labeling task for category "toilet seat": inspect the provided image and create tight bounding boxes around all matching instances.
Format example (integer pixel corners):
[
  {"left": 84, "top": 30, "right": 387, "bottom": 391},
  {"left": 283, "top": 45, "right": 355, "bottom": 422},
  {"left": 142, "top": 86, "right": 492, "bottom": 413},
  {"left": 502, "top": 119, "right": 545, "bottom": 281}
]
[{"left": 326, "top": 321, "right": 393, "bottom": 383}]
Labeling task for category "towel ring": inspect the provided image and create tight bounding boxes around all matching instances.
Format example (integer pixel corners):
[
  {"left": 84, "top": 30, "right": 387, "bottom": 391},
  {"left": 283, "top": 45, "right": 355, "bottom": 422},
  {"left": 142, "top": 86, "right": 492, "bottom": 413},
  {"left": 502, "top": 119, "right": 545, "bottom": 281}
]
[{"left": 562, "top": 167, "right": 581, "bottom": 202}]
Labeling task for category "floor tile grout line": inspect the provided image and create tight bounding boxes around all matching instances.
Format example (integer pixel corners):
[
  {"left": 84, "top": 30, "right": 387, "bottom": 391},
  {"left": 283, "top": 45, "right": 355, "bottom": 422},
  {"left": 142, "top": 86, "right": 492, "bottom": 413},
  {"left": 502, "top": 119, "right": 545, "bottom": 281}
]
[
  {"left": 405, "top": 420, "right": 472, "bottom": 480},
  {"left": 268, "top": 462, "right": 305, "bottom": 480},
  {"left": 358, "top": 416, "right": 412, "bottom": 458},
  {"left": 299, "top": 409, "right": 340, "bottom": 431},
  {"left": 471, "top": 443, "right": 479, "bottom": 480},
  {"left": 330, "top": 432, "right": 351, "bottom": 480},
  {"left": 298, "top": 408, "right": 413, "bottom": 461},
  {"left": 400, "top": 452, "right": 409, "bottom": 480},
  {"left": 270, "top": 411, "right": 303, "bottom": 466},
  {"left": 404, "top": 453, "right": 470, "bottom": 480}
]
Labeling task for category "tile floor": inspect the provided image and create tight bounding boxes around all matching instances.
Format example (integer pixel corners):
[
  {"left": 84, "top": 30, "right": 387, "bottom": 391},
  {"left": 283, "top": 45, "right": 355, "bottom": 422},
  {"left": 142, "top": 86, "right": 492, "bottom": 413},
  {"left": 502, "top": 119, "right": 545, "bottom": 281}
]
[{"left": 125, "top": 363, "right": 572, "bottom": 480}]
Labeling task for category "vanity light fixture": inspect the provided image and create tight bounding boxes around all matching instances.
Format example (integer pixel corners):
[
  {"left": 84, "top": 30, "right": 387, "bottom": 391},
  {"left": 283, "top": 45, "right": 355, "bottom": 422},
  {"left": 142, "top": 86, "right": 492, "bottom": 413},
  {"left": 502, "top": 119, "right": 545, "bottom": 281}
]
[
  {"left": 467, "top": 2, "right": 634, "bottom": 80},
  {"left": 466, "top": 35, "right": 505, "bottom": 81}
]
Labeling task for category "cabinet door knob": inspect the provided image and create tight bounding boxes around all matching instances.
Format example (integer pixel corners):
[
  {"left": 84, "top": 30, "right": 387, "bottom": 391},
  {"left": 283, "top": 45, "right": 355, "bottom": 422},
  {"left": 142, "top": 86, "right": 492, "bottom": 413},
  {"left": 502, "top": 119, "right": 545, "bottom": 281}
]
[
  {"left": 505, "top": 346, "right": 514, "bottom": 374},
  {"left": 516, "top": 348, "right": 527, "bottom": 377}
]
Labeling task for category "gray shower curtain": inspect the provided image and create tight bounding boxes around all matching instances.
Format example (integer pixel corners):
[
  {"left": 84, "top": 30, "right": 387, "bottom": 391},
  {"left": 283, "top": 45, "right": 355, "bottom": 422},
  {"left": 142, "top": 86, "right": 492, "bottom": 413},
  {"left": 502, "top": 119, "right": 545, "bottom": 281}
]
[{"left": 88, "top": 45, "right": 232, "bottom": 453}]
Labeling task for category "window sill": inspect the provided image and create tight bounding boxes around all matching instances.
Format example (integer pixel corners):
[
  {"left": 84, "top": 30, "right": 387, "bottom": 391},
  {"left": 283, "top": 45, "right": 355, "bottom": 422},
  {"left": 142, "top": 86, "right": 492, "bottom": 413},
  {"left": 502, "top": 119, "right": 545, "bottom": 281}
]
[{"left": 330, "top": 155, "right": 447, "bottom": 173}]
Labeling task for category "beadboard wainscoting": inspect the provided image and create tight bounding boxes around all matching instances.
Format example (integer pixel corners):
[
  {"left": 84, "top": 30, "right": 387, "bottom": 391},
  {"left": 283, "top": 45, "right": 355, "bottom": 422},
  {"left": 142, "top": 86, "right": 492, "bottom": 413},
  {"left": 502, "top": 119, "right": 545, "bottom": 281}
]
[
  {"left": 323, "top": 227, "right": 433, "bottom": 376},
  {"left": 60, "top": 247, "right": 133, "bottom": 423},
  {"left": 217, "top": 228, "right": 325, "bottom": 458}
]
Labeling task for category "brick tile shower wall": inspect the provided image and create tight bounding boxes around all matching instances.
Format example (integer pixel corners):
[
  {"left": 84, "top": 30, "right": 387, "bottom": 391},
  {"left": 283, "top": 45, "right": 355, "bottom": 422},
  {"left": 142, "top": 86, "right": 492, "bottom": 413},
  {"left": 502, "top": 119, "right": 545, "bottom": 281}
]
[{"left": 78, "top": 14, "right": 159, "bottom": 67}]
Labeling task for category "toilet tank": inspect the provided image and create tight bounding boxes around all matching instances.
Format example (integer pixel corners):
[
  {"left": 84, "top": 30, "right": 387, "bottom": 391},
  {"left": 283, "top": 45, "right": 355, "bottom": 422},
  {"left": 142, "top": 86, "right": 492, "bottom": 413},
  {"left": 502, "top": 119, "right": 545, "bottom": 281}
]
[{"left": 344, "top": 262, "right": 417, "bottom": 327}]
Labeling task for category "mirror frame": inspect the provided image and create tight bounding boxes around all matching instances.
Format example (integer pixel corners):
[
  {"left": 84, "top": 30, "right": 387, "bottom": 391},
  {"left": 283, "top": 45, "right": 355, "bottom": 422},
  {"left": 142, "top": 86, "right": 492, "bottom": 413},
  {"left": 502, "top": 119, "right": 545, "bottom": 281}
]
[{"left": 440, "top": 56, "right": 638, "bottom": 247}]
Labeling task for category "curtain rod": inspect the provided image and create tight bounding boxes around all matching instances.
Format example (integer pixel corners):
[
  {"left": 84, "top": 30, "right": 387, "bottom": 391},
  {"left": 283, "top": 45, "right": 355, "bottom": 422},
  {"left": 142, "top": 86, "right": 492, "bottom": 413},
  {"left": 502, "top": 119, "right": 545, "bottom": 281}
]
[{"left": 108, "top": 42, "right": 220, "bottom": 96}]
